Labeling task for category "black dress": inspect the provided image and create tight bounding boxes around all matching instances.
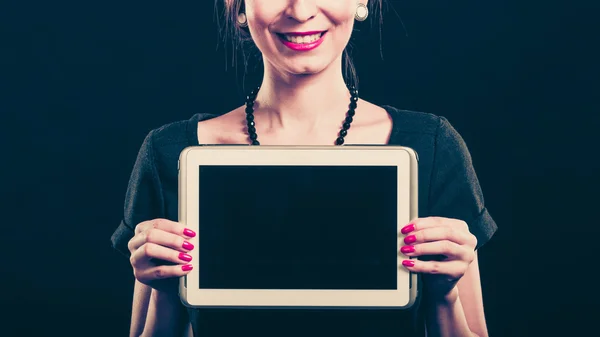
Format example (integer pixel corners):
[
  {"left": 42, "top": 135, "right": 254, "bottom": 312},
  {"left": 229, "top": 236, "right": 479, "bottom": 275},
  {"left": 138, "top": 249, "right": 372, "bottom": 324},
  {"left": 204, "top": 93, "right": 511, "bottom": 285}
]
[{"left": 110, "top": 106, "right": 498, "bottom": 337}]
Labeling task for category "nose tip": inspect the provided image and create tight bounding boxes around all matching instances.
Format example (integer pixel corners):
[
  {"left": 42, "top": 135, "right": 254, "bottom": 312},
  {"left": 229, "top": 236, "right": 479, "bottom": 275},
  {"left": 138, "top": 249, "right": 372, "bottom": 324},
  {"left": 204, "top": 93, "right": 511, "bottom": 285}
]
[
  {"left": 289, "top": 13, "right": 315, "bottom": 22},
  {"left": 286, "top": 1, "right": 317, "bottom": 22}
]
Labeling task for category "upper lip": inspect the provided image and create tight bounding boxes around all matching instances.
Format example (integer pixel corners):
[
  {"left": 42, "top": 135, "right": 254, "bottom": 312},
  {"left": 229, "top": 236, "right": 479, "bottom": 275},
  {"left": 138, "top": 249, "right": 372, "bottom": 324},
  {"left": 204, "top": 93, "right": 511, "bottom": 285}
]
[{"left": 278, "top": 31, "right": 326, "bottom": 36}]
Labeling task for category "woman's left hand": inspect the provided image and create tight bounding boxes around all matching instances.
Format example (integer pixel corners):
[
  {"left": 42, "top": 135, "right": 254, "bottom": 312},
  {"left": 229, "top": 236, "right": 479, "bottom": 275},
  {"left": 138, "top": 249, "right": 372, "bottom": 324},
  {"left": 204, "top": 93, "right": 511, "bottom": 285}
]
[{"left": 399, "top": 217, "right": 478, "bottom": 303}]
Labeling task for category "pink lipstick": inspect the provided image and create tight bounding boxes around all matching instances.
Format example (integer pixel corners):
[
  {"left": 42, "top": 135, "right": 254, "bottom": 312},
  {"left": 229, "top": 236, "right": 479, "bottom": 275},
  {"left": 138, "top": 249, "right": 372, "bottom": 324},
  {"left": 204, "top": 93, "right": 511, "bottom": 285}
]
[{"left": 277, "top": 31, "right": 327, "bottom": 52}]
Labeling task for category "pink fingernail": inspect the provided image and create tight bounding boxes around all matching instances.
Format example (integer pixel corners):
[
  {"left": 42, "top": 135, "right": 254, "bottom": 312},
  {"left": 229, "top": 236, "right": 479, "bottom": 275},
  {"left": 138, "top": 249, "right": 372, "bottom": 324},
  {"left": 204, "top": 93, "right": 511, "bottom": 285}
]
[
  {"left": 182, "top": 264, "right": 193, "bottom": 271},
  {"left": 182, "top": 241, "right": 194, "bottom": 250},
  {"left": 404, "top": 235, "right": 416, "bottom": 244},
  {"left": 179, "top": 253, "right": 192, "bottom": 262},
  {"left": 401, "top": 224, "right": 415, "bottom": 234},
  {"left": 401, "top": 245, "right": 415, "bottom": 253},
  {"left": 402, "top": 260, "right": 415, "bottom": 267},
  {"left": 183, "top": 228, "right": 196, "bottom": 237}
]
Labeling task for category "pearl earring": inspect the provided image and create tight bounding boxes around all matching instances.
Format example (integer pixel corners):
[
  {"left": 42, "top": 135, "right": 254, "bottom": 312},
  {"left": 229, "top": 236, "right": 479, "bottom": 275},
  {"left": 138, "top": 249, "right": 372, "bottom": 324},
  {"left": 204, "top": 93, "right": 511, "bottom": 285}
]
[
  {"left": 355, "top": 3, "right": 369, "bottom": 21},
  {"left": 237, "top": 12, "right": 248, "bottom": 27}
]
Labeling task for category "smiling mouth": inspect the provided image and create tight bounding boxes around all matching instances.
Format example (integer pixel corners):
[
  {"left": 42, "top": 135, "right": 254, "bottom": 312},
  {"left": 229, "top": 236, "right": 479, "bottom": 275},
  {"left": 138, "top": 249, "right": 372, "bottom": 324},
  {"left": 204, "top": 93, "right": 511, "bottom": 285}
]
[{"left": 276, "top": 32, "right": 326, "bottom": 45}]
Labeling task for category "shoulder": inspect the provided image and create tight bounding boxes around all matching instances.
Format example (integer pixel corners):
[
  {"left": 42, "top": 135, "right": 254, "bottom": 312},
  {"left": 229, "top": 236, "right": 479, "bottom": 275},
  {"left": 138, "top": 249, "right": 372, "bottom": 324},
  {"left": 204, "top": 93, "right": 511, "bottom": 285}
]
[
  {"left": 139, "top": 113, "right": 218, "bottom": 167},
  {"left": 146, "top": 113, "right": 217, "bottom": 149},
  {"left": 147, "top": 119, "right": 188, "bottom": 146},
  {"left": 383, "top": 105, "right": 443, "bottom": 135},
  {"left": 387, "top": 106, "right": 470, "bottom": 157}
]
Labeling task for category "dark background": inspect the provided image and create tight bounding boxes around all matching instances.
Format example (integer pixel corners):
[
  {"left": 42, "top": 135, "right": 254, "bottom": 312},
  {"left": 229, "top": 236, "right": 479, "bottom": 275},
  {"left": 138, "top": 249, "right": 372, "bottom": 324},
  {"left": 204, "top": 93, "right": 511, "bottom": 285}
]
[{"left": 2, "top": 0, "right": 598, "bottom": 336}]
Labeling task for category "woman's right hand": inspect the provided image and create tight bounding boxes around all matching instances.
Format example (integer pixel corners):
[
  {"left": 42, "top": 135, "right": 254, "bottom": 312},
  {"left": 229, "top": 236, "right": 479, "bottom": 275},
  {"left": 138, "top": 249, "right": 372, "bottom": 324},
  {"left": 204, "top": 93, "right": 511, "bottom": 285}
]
[{"left": 127, "top": 218, "right": 196, "bottom": 292}]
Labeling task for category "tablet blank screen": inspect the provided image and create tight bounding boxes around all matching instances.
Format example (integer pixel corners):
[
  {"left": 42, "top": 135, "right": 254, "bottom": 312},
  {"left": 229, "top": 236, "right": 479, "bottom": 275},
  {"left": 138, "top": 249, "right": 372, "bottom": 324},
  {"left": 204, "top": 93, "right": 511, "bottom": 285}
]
[{"left": 198, "top": 165, "right": 398, "bottom": 290}]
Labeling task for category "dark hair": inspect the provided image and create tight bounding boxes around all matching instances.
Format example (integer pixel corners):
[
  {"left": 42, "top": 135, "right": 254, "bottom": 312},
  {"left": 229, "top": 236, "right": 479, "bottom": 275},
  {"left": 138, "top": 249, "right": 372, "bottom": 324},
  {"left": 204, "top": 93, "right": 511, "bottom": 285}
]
[{"left": 215, "top": 0, "right": 384, "bottom": 90}]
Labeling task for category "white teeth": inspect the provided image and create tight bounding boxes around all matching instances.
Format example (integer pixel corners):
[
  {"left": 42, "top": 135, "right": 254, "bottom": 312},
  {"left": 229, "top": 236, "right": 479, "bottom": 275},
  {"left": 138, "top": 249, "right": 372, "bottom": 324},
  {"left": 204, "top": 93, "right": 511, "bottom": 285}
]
[{"left": 283, "top": 33, "right": 322, "bottom": 44}]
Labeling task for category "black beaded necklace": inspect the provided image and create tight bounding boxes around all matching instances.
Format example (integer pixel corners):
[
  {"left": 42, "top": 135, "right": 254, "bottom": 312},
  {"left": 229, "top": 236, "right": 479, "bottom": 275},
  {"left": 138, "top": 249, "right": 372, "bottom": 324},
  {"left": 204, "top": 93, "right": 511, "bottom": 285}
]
[{"left": 244, "top": 84, "right": 359, "bottom": 145}]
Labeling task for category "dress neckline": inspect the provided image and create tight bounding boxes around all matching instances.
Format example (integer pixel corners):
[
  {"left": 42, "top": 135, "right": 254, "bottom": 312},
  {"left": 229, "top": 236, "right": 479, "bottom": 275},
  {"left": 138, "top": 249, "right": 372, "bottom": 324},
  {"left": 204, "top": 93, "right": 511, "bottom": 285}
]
[{"left": 185, "top": 106, "right": 402, "bottom": 146}]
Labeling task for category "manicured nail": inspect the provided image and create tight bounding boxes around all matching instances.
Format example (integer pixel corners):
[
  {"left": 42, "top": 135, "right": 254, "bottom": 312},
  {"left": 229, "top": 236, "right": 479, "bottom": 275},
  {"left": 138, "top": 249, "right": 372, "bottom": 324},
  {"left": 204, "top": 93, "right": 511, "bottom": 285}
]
[
  {"left": 182, "top": 241, "right": 194, "bottom": 250},
  {"left": 404, "top": 235, "right": 416, "bottom": 244},
  {"left": 401, "top": 245, "right": 415, "bottom": 254},
  {"left": 179, "top": 252, "right": 192, "bottom": 262},
  {"left": 182, "top": 264, "right": 193, "bottom": 271},
  {"left": 402, "top": 260, "right": 415, "bottom": 267},
  {"left": 401, "top": 224, "right": 415, "bottom": 234},
  {"left": 183, "top": 228, "right": 196, "bottom": 237}
]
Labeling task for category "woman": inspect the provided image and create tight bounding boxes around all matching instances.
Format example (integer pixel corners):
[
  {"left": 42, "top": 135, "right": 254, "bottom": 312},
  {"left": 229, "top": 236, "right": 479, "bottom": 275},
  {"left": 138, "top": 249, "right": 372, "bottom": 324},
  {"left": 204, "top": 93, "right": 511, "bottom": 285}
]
[{"left": 110, "top": 1, "right": 497, "bottom": 336}]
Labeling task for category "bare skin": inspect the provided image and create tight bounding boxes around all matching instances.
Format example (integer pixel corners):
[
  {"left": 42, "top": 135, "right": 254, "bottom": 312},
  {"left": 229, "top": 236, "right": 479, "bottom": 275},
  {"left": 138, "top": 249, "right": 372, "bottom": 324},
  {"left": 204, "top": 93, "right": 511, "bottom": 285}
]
[
  {"left": 127, "top": 219, "right": 196, "bottom": 337},
  {"left": 196, "top": 99, "right": 393, "bottom": 146}
]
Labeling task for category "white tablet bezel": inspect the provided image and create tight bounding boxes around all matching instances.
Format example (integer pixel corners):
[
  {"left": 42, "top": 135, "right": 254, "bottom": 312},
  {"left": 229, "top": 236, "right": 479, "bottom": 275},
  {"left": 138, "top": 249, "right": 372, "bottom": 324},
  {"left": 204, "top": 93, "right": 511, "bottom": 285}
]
[{"left": 178, "top": 145, "right": 419, "bottom": 309}]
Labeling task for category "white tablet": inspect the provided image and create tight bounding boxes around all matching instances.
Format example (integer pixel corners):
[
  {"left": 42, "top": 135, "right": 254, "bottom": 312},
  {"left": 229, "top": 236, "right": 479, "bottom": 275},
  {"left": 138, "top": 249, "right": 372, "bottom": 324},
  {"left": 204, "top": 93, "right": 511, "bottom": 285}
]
[{"left": 178, "top": 145, "right": 419, "bottom": 309}]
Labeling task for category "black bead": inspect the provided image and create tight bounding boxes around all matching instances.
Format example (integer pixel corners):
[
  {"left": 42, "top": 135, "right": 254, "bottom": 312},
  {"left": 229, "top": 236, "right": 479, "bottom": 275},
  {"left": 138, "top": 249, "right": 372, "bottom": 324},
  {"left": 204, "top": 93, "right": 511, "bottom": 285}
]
[
  {"left": 252, "top": 140, "right": 260, "bottom": 145},
  {"left": 350, "top": 96, "right": 358, "bottom": 102},
  {"left": 350, "top": 89, "right": 358, "bottom": 97},
  {"left": 245, "top": 106, "right": 254, "bottom": 114},
  {"left": 343, "top": 122, "right": 351, "bottom": 129},
  {"left": 247, "top": 101, "right": 254, "bottom": 107},
  {"left": 340, "top": 129, "right": 347, "bottom": 137},
  {"left": 248, "top": 126, "right": 256, "bottom": 133},
  {"left": 345, "top": 116, "right": 353, "bottom": 123},
  {"left": 349, "top": 101, "right": 357, "bottom": 109},
  {"left": 247, "top": 121, "right": 255, "bottom": 127},
  {"left": 250, "top": 133, "right": 258, "bottom": 140},
  {"left": 246, "top": 113, "right": 254, "bottom": 122},
  {"left": 335, "top": 137, "right": 345, "bottom": 145}
]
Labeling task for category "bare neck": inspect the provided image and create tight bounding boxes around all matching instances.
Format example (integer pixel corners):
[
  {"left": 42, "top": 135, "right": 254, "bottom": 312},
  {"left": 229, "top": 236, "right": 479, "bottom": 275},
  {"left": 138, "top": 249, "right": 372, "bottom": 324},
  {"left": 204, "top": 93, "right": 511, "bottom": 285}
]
[{"left": 254, "top": 57, "right": 352, "bottom": 133}]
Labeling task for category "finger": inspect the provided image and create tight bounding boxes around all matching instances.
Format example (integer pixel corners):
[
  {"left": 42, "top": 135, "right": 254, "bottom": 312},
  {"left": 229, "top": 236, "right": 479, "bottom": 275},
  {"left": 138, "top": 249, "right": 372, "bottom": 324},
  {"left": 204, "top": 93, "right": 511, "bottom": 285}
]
[
  {"left": 135, "top": 218, "right": 196, "bottom": 239},
  {"left": 400, "top": 240, "right": 472, "bottom": 261},
  {"left": 401, "top": 259, "right": 466, "bottom": 279},
  {"left": 403, "top": 226, "right": 474, "bottom": 246},
  {"left": 136, "top": 264, "right": 194, "bottom": 282},
  {"left": 400, "top": 217, "right": 468, "bottom": 234},
  {"left": 128, "top": 227, "right": 194, "bottom": 253},
  {"left": 130, "top": 242, "right": 193, "bottom": 267}
]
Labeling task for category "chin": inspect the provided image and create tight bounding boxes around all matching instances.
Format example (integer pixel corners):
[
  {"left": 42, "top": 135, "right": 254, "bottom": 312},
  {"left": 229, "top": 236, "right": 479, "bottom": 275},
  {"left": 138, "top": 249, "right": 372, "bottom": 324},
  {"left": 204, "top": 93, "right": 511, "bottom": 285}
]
[
  {"left": 288, "top": 67, "right": 323, "bottom": 76},
  {"left": 282, "top": 58, "right": 332, "bottom": 76}
]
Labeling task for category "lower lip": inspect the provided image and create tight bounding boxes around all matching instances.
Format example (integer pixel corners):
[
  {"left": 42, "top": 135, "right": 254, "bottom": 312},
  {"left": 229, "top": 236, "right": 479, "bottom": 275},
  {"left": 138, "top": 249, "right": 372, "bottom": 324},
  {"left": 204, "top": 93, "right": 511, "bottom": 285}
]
[{"left": 278, "top": 33, "right": 326, "bottom": 51}]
